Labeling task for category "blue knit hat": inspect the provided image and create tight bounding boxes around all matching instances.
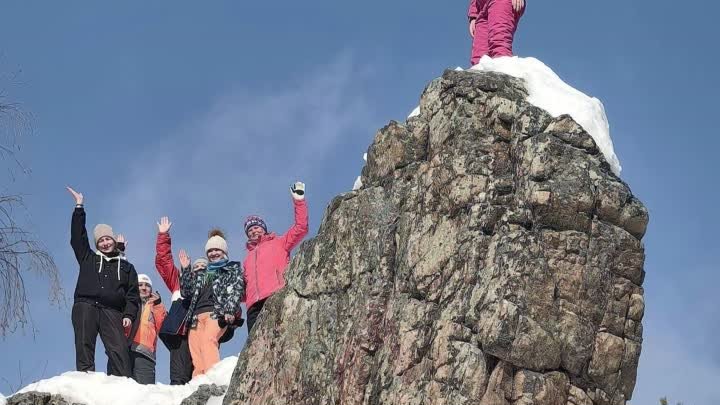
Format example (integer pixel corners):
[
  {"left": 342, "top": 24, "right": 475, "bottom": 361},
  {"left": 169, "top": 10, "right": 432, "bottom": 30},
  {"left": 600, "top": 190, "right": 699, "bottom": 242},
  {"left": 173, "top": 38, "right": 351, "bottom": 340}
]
[{"left": 244, "top": 215, "right": 267, "bottom": 236}]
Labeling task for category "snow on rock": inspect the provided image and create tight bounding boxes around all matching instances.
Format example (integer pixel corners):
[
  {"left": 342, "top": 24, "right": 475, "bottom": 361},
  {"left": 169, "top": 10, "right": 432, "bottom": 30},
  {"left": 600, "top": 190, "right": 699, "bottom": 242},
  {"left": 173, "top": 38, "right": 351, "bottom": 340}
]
[
  {"left": 469, "top": 55, "right": 621, "bottom": 175},
  {"left": 352, "top": 153, "right": 368, "bottom": 191},
  {"left": 407, "top": 59, "right": 621, "bottom": 174},
  {"left": 4, "top": 356, "right": 237, "bottom": 405},
  {"left": 408, "top": 106, "right": 420, "bottom": 119}
]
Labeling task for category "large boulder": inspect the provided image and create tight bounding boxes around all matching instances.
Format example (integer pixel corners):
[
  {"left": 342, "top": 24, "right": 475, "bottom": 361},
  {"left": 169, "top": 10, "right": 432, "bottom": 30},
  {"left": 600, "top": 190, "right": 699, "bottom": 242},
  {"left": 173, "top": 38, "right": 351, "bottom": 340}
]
[{"left": 224, "top": 70, "right": 648, "bottom": 405}]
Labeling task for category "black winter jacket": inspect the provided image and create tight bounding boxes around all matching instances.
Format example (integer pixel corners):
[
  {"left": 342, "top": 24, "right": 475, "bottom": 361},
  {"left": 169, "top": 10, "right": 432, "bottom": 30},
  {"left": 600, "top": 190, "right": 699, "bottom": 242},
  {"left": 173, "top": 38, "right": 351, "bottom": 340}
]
[{"left": 71, "top": 207, "right": 140, "bottom": 321}]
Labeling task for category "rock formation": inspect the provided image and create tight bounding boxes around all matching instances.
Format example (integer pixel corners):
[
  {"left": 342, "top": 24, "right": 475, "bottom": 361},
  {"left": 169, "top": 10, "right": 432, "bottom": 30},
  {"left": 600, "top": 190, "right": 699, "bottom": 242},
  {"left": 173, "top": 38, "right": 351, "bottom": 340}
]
[{"left": 224, "top": 70, "right": 648, "bottom": 405}]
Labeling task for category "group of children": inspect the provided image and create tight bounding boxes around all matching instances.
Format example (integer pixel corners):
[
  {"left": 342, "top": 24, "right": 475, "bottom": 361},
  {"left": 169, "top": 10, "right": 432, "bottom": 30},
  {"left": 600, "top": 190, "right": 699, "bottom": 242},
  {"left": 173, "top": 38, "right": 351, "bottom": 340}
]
[
  {"left": 62, "top": 0, "right": 525, "bottom": 385},
  {"left": 66, "top": 182, "right": 309, "bottom": 384}
]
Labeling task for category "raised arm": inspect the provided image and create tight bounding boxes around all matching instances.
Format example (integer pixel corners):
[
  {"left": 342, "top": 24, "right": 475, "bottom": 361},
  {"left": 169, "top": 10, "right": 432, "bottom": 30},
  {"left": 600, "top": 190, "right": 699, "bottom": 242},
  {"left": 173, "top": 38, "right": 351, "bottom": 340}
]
[
  {"left": 67, "top": 187, "right": 92, "bottom": 263},
  {"left": 155, "top": 217, "right": 181, "bottom": 295},
  {"left": 179, "top": 250, "right": 197, "bottom": 299},
  {"left": 281, "top": 182, "right": 309, "bottom": 252}
]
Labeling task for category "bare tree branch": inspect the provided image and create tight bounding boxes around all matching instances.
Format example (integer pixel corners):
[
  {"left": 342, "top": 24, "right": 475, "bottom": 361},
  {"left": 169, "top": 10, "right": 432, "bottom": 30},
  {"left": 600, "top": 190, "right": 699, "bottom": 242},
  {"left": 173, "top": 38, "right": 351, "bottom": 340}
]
[{"left": 0, "top": 64, "right": 63, "bottom": 337}]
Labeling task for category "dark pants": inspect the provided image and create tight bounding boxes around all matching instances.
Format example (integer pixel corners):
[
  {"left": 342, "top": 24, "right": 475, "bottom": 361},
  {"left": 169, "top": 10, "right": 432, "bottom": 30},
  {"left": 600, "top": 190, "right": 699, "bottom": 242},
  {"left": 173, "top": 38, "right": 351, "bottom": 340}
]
[
  {"left": 71, "top": 302, "right": 132, "bottom": 377},
  {"left": 166, "top": 334, "right": 193, "bottom": 385},
  {"left": 246, "top": 299, "right": 267, "bottom": 334},
  {"left": 131, "top": 352, "right": 156, "bottom": 385}
]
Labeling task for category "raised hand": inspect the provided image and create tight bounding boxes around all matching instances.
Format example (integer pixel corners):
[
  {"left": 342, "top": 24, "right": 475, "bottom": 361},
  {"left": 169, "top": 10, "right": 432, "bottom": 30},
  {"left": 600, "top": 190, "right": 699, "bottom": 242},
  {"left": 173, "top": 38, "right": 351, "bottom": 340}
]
[
  {"left": 150, "top": 291, "right": 161, "bottom": 304},
  {"left": 290, "top": 181, "right": 306, "bottom": 201},
  {"left": 157, "top": 216, "right": 172, "bottom": 234},
  {"left": 179, "top": 249, "right": 191, "bottom": 270},
  {"left": 512, "top": 0, "right": 524, "bottom": 13},
  {"left": 66, "top": 186, "right": 84, "bottom": 205},
  {"left": 116, "top": 234, "right": 128, "bottom": 252}
]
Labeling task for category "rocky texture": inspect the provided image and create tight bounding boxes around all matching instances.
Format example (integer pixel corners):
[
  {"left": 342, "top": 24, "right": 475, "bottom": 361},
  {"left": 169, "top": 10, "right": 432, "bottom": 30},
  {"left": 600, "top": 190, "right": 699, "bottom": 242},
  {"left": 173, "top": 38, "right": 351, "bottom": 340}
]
[
  {"left": 7, "top": 384, "right": 227, "bottom": 405},
  {"left": 6, "top": 392, "right": 77, "bottom": 405},
  {"left": 224, "top": 70, "right": 648, "bottom": 405},
  {"left": 181, "top": 384, "right": 227, "bottom": 405}
]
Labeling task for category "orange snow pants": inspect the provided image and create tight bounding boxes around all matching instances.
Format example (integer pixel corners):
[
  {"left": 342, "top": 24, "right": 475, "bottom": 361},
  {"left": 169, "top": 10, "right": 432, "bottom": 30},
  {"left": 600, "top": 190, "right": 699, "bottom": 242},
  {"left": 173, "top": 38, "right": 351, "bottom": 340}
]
[{"left": 188, "top": 313, "right": 226, "bottom": 377}]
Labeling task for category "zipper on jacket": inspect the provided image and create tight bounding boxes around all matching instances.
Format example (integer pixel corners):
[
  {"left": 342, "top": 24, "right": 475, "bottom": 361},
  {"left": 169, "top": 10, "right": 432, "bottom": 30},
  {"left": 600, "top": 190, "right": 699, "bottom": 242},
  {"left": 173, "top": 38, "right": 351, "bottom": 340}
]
[{"left": 254, "top": 249, "right": 260, "bottom": 302}]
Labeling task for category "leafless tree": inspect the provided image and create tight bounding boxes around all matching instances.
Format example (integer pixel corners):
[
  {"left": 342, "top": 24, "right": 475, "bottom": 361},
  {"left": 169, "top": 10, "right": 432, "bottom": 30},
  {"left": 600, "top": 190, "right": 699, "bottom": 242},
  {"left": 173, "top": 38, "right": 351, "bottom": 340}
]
[{"left": 0, "top": 66, "right": 62, "bottom": 336}]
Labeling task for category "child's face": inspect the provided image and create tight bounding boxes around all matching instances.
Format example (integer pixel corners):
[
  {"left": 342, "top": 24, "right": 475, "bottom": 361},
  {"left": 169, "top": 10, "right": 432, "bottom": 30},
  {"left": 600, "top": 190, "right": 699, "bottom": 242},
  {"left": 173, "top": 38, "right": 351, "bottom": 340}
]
[
  {"left": 97, "top": 236, "right": 116, "bottom": 254},
  {"left": 247, "top": 226, "right": 266, "bottom": 242},
  {"left": 138, "top": 282, "right": 151, "bottom": 299},
  {"left": 207, "top": 249, "right": 225, "bottom": 262}
]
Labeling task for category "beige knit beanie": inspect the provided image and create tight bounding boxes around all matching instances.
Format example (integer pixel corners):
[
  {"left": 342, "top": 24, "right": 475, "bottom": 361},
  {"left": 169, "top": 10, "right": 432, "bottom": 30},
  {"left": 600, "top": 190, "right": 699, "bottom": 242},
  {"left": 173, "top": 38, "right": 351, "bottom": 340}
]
[
  {"left": 93, "top": 224, "right": 115, "bottom": 246},
  {"left": 205, "top": 229, "right": 228, "bottom": 255}
]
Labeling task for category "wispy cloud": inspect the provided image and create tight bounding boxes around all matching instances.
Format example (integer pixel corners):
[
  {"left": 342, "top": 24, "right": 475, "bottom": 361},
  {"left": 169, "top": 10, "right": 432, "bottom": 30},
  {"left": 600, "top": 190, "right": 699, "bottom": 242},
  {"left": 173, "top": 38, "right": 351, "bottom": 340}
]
[{"left": 103, "top": 54, "right": 376, "bottom": 270}]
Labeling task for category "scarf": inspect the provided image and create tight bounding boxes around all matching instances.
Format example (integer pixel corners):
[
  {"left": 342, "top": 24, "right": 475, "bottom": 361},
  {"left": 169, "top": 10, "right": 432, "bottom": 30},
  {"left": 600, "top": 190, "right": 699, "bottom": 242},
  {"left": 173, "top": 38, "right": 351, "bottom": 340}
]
[{"left": 201, "top": 258, "right": 228, "bottom": 285}]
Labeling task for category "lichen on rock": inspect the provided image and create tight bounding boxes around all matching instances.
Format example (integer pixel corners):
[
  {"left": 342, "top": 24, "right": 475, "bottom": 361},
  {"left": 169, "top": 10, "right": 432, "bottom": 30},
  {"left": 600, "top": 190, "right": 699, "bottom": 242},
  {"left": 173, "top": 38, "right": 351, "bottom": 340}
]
[{"left": 225, "top": 69, "right": 649, "bottom": 405}]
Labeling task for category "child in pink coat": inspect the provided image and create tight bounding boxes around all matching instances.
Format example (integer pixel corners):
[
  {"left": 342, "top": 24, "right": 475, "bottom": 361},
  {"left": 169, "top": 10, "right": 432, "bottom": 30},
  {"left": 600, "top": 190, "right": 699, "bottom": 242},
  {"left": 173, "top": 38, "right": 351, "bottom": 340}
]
[{"left": 468, "top": 0, "right": 526, "bottom": 65}]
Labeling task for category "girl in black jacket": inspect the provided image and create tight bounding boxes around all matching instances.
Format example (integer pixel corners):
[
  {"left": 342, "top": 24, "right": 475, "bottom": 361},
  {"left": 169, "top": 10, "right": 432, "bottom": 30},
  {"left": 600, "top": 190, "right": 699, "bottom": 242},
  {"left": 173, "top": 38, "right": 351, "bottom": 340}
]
[{"left": 67, "top": 187, "right": 140, "bottom": 377}]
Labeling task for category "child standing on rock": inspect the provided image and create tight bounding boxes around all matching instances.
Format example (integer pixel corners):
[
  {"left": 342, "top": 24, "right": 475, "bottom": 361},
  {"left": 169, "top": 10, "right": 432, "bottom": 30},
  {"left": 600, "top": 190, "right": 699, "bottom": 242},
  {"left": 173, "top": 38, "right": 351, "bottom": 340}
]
[
  {"left": 126, "top": 274, "right": 166, "bottom": 384},
  {"left": 66, "top": 187, "right": 140, "bottom": 377},
  {"left": 180, "top": 230, "right": 245, "bottom": 377},
  {"left": 155, "top": 216, "right": 194, "bottom": 384},
  {"left": 243, "top": 182, "right": 309, "bottom": 333},
  {"left": 468, "top": 0, "right": 526, "bottom": 65}
]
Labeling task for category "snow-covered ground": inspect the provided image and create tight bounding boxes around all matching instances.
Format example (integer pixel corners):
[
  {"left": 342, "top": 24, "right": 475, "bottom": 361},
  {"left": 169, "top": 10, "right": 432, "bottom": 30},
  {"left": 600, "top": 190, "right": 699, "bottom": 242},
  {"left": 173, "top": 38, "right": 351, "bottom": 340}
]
[
  {"left": 1, "top": 356, "right": 237, "bottom": 405},
  {"left": 408, "top": 56, "right": 621, "bottom": 175}
]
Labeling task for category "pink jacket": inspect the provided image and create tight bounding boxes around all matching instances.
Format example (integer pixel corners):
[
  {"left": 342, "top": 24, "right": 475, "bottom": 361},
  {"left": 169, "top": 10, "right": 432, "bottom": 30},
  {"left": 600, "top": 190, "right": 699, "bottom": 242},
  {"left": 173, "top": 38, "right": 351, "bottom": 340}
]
[
  {"left": 244, "top": 199, "right": 309, "bottom": 309},
  {"left": 468, "top": 0, "right": 481, "bottom": 20}
]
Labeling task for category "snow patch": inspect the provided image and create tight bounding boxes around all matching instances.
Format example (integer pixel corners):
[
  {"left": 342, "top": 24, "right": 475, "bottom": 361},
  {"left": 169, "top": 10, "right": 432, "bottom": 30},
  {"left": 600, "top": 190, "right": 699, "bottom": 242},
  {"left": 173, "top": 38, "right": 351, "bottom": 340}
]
[
  {"left": 352, "top": 153, "right": 368, "bottom": 191},
  {"left": 470, "top": 56, "right": 621, "bottom": 175},
  {"left": 4, "top": 356, "right": 237, "bottom": 405},
  {"left": 406, "top": 58, "right": 621, "bottom": 174},
  {"left": 408, "top": 106, "right": 420, "bottom": 119}
]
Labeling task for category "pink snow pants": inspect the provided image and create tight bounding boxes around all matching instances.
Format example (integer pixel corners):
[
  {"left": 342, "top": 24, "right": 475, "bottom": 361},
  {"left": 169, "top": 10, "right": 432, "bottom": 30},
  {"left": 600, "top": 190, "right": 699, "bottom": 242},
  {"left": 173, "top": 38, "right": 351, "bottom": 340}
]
[{"left": 469, "top": 0, "right": 525, "bottom": 65}]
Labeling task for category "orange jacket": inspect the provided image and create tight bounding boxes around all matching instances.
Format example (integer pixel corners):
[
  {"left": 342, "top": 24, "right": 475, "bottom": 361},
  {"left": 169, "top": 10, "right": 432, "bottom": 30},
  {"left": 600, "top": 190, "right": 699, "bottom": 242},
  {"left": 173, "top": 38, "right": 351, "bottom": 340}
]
[{"left": 125, "top": 300, "right": 167, "bottom": 360}]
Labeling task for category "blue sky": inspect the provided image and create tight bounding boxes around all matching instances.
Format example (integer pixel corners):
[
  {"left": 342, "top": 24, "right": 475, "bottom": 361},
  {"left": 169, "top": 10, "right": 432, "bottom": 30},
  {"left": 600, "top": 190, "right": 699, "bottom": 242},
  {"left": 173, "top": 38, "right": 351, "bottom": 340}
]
[{"left": 1, "top": 1, "right": 718, "bottom": 404}]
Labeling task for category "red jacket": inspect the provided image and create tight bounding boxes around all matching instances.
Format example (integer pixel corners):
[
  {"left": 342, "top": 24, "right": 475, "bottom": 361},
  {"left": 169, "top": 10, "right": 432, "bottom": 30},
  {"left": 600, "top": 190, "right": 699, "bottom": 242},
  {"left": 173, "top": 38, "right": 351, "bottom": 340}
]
[
  {"left": 155, "top": 232, "right": 182, "bottom": 301},
  {"left": 244, "top": 199, "right": 309, "bottom": 309}
]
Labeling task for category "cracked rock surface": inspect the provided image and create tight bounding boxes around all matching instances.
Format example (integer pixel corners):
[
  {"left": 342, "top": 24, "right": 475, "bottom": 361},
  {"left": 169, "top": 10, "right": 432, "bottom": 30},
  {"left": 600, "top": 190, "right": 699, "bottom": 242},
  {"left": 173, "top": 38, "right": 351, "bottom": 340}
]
[{"left": 225, "top": 70, "right": 649, "bottom": 405}]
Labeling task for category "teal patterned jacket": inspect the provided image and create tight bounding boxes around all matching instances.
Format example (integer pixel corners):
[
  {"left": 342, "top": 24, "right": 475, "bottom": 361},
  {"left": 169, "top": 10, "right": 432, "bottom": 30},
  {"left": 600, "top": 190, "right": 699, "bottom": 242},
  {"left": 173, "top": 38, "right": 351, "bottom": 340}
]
[{"left": 180, "top": 261, "right": 245, "bottom": 327}]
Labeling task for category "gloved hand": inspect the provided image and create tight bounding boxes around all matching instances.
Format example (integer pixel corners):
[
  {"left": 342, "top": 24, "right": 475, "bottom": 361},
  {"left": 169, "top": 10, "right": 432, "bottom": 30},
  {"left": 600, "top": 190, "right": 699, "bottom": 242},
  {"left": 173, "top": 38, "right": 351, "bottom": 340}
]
[
  {"left": 151, "top": 291, "right": 162, "bottom": 305},
  {"left": 291, "top": 181, "right": 306, "bottom": 200}
]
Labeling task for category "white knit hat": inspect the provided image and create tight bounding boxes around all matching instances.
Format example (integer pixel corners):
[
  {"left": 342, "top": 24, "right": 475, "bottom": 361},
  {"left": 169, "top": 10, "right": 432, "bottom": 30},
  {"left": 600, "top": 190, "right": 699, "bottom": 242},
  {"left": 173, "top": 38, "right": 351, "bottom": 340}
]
[
  {"left": 193, "top": 258, "right": 209, "bottom": 268},
  {"left": 138, "top": 274, "right": 152, "bottom": 287},
  {"left": 93, "top": 224, "right": 115, "bottom": 246},
  {"left": 205, "top": 235, "right": 228, "bottom": 255}
]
